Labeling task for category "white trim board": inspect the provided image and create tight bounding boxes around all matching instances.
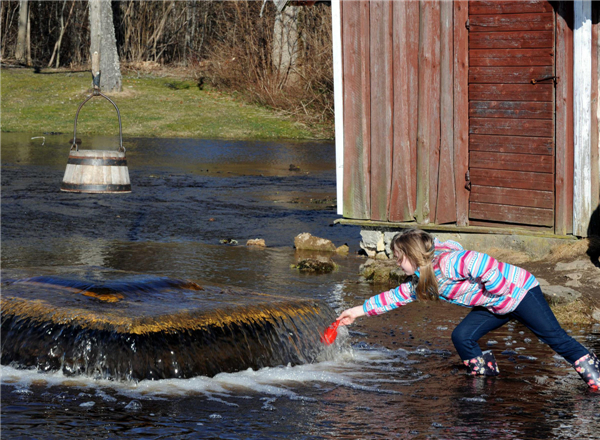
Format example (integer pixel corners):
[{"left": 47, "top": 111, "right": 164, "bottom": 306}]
[
  {"left": 573, "top": 0, "right": 593, "bottom": 237},
  {"left": 332, "top": 0, "right": 344, "bottom": 216}
]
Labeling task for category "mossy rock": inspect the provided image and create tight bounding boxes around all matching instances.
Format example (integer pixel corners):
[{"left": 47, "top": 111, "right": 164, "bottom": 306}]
[
  {"left": 360, "top": 259, "right": 406, "bottom": 284},
  {"left": 293, "top": 258, "right": 337, "bottom": 273}
]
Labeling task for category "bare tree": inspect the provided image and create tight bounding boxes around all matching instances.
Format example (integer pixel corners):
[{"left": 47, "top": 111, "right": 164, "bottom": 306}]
[
  {"left": 15, "top": 0, "right": 30, "bottom": 65},
  {"left": 272, "top": 4, "right": 300, "bottom": 86},
  {"left": 48, "top": 0, "right": 75, "bottom": 68},
  {"left": 89, "top": 0, "right": 121, "bottom": 92}
]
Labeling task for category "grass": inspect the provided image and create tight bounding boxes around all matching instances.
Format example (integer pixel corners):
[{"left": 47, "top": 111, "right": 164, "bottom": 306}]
[
  {"left": 1, "top": 68, "right": 330, "bottom": 140},
  {"left": 551, "top": 300, "right": 594, "bottom": 325}
]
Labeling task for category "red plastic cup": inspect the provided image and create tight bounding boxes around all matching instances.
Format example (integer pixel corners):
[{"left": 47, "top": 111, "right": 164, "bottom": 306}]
[{"left": 320, "top": 320, "right": 341, "bottom": 345}]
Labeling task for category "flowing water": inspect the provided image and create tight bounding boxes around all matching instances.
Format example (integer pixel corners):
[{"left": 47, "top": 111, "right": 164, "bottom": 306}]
[{"left": 2, "top": 133, "right": 599, "bottom": 439}]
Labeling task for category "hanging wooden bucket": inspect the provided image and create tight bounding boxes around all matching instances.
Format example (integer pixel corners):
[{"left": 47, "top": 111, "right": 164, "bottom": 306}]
[
  {"left": 61, "top": 89, "right": 131, "bottom": 194},
  {"left": 61, "top": 149, "right": 131, "bottom": 193}
]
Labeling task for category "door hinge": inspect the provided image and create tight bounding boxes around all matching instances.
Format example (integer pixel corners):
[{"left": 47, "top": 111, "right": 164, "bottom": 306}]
[
  {"left": 465, "top": 170, "right": 471, "bottom": 191},
  {"left": 465, "top": 19, "right": 470, "bottom": 30}
]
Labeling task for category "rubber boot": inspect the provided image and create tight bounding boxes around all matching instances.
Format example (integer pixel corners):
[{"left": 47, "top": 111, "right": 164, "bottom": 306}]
[
  {"left": 573, "top": 352, "right": 600, "bottom": 390},
  {"left": 463, "top": 350, "right": 500, "bottom": 376}
]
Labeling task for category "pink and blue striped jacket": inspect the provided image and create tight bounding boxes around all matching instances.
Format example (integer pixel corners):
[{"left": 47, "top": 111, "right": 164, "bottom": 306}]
[{"left": 364, "top": 238, "right": 539, "bottom": 316}]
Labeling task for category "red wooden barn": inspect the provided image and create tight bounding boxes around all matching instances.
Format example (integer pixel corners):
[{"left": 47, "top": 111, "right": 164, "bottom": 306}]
[{"left": 331, "top": 0, "right": 599, "bottom": 238}]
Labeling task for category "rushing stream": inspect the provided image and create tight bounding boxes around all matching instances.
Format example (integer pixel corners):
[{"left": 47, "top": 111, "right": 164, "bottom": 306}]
[{"left": 2, "top": 133, "right": 599, "bottom": 439}]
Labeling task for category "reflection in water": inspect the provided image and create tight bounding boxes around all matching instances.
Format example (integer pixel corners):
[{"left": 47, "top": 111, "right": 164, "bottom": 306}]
[{"left": 2, "top": 134, "right": 600, "bottom": 439}]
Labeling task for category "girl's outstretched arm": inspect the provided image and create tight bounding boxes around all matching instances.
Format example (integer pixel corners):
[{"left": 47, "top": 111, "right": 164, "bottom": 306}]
[{"left": 336, "top": 305, "right": 366, "bottom": 326}]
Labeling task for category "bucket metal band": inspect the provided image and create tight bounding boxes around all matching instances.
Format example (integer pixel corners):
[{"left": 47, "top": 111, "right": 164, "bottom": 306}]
[
  {"left": 60, "top": 183, "right": 132, "bottom": 193},
  {"left": 66, "top": 157, "right": 128, "bottom": 167},
  {"left": 60, "top": 183, "right": 132, "bottom": 192}
]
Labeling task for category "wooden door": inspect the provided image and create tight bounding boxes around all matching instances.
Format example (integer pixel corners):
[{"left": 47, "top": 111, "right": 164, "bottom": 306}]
[{"left": 467, "top": 1, "right": 555, "bottom": 228}]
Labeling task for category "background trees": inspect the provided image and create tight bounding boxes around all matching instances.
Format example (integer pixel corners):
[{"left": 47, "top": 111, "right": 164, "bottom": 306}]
[{"left": 0, "top": 1, "right": 333, "bottom": 126}]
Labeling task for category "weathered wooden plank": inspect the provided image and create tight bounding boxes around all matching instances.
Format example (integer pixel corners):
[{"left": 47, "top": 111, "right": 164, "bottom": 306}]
[
  {"left": 554, "top": 1, "right": 573, "bottom": 235},
  {"left": 436, "top": 0, "right": 456, "bottom": 225},
  {"left": 470, "top": 151, "right": 554, "bottom": 173},
  {"left": 359, "top": 0, "right": 371, "bottom": 216},
  {"left": 369, "top": 0, "right": 393, "bottom": 221},
  {"left": 469, "top": 83, "right": 553, "bottom": 101},
  {"left": 469, "top": 101, "right": 553, "bottom": 119},
  {"left": 407, "top": 0, "right": 419, "bottom": 209},
  {"left": 470, "top": 168, "right": 554, "bottom": 191},
  {"left": 469, "top": 31, "right": 553, "bottom": 49},
  {"left": 470, "top": 134, "right": 554, "bottom": 155},
  {"left": 470, "top": 48, "right": 554, "bottom": 67},
  {"left": 469, "top": 118, "right": 553, "bottom": 137},
  {"left": 415, "top": 0, "right": 441, "bottom": 225},
  {"left": 469, "top": 66, "right": 553, "bottom": 84},
  {"left": 469, "top": 13, "right": 553, "bottom": 33},
  {"left": 454, "top": 0, "right": 469, "bottom": 227},
  {"left": 389, "top": 0, "right": 415, "bottom": 222},
  {"left": 469, "top": 202, "right": 554, "bottom": 226},
  {"left": 470, "top": 186, "right": 554, "bottom": 209},
  {"left": 342, "top": 0, "right": 370, "bottom": 219},
  {"left": 469, "top": 1, "right": 553, "bottom": 15}
]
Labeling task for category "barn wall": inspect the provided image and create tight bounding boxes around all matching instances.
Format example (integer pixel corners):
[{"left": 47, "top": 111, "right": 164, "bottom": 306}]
[
  {"left": 337, "top": 0, "right": 598, "bottom": 237},
  {"left": 341, "top": 0, "right": 460, "bottom": 224}
]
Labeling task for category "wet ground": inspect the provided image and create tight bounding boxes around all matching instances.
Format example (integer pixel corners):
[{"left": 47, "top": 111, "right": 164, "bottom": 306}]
[{"left": 2, "top": 133, "right": 600, "bottom": 439}]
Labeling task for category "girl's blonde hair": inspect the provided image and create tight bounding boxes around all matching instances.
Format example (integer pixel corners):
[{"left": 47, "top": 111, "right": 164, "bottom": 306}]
[{"left": 391, "top": 229, "right": 439, "bottom": 301}]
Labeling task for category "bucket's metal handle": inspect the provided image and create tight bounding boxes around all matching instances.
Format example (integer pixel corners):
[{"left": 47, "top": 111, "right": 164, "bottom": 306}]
[
  {"left": 71, "top": 92, "right": 124, "bottom": 152},
  {"left": 71, "top": 51, "right": 124, "bottom": 153}
]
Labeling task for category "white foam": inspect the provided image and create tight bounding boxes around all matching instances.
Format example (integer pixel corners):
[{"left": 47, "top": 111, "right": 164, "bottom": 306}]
[{"left": 1, "top": 345, "right": 423, "bottom": 402}]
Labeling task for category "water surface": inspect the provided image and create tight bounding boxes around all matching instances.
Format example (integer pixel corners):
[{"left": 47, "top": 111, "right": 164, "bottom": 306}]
[{"left": 2, "top": 133, "right": 599, "bottom": 439}]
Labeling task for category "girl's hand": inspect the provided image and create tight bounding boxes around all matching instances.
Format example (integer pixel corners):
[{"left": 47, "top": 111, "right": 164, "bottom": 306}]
[{"left": 336, "top": 305, "right": 366, "bottom": 326}]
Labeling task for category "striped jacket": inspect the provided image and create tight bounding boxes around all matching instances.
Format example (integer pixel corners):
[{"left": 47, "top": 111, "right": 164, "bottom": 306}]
[{"left": 364, "top": 238, "right": 539, "bottom": 316}]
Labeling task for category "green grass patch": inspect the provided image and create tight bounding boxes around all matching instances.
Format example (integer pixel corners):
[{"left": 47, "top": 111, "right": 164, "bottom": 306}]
[{"left": 1, "top": 68, "right": 328, "bottom": 140}]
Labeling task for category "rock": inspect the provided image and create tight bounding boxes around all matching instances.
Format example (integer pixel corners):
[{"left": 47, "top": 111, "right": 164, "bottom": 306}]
[
  {"left": 536, "top": 277, "right": 550, "bottom": 287},
  {"left": 542, "top": 285, "right": 582, "bottom": 305},
  {"left": 360, "top": 230, "right": 403, "bottom": 259},
  {"left": 593, "top": 308, "right": 600, "bottom": 323},
  {"left": 363, "top": 248, "right": 377, "bottom": 258},
  {"left": 219, "top": 238, "right": 238, "bottom": 245},
  {"left": 246, "top": 238, "right": 266, "bottom": 247},
  {"left": 384, "top": 231, "right": 398, "bottom": 258},
  {"left": 564, "top": 272, "right": 583, "bottom": 287},
  {"left": 375, "top": 251, "right": 388, "bottom": 261},
  {"left": 360, "top": 259, "right": 404, "bottom": 284},
  {"left": 554, "top": 259, "right": 595, "bottom": 272},
  {"left": 360, "top": 230, "right": 383, "bottom": 257},
  {"left": 294, "top": 233, "right": 336, "bottom": 252},
  {"left": 289, "top": 164, "right": 300, "bottom": 172},
  {"left": 293, "top": 258, "right": 336, "bottom": 273},
  {"left": 335, "top": 244, "right": 349, "bottom": 255},
  {"left": 389, "top": 267, "right": 406, "bottom": 284}
]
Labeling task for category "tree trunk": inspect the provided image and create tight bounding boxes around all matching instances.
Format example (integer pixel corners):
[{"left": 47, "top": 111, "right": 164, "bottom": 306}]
[
  {"left": 89, "top": 0, "right": 122, "bottom": 92},
  {"left": 272, "top": 5, "right": 300, "bottom": 86},
  {"left": 25, "top": 1, "right": 31, "bottom": 65},
  {"left": 48, "top": 0, "right": 75, "bottom": 68},
  {"left": 15, "top": 0, "right": 28, "bottom": 65}
]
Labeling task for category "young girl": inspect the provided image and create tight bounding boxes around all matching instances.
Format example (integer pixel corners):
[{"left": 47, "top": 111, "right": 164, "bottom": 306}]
[{"left": 337, "top": 229, "right": 599, "bottom": 389}]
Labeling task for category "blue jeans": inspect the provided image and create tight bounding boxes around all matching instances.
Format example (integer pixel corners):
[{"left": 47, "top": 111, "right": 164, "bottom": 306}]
[{"left": 451, "top": 286, "right": 589, "bottom": 364}]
